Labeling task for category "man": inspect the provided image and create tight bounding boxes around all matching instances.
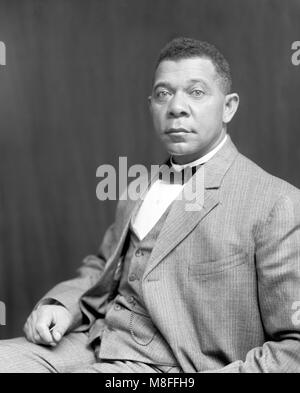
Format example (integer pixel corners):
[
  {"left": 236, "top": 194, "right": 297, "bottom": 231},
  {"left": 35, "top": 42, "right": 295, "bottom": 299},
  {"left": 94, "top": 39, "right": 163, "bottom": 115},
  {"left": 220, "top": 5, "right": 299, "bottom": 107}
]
[{"left": 1, "top": 37, "right": 300, "bottom": 373}]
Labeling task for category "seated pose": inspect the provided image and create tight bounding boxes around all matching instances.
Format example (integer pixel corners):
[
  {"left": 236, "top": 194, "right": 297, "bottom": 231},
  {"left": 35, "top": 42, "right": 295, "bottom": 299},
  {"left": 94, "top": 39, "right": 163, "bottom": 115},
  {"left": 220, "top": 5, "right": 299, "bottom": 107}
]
[{"left": 1, "top": 37, "right": 300, "bottom": 373}]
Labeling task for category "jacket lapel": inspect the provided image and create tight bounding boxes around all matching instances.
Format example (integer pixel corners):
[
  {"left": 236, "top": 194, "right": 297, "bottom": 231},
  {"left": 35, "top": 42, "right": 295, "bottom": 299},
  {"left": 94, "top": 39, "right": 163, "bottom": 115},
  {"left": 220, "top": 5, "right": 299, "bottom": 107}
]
[
  {"left": 108, "top": 166, "right": 162, "bottom": 263},
  {"left": 143, "top": 135, "right": 239, "bottom": 279}
]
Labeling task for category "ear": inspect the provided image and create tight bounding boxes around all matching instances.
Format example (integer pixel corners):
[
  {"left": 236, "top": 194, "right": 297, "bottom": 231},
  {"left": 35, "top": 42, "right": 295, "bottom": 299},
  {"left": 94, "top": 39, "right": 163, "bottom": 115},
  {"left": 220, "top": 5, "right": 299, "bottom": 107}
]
[{"left": 223, "top": 93, "right": 239, "bottom": 124}]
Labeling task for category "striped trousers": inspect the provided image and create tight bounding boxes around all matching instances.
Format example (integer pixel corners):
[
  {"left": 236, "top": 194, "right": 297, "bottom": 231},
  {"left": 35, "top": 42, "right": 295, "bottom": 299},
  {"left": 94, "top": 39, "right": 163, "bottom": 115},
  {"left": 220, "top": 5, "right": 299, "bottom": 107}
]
[{"left": 0, "top": 333, "right": 182, "bottom": 373}]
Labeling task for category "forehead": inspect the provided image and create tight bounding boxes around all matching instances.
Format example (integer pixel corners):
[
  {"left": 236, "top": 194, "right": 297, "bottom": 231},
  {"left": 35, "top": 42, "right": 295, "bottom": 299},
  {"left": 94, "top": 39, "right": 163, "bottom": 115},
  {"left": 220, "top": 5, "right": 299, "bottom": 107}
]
[{"left": 153, "top": 57, "right": 218, "bottom": 87}]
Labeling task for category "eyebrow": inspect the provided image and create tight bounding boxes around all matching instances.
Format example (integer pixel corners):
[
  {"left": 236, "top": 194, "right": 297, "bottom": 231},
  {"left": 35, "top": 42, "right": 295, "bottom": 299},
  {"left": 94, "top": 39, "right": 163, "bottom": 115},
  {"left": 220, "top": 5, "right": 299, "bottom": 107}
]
[{"left": 153, "top": 78, "right": 210, "bottom": 91}]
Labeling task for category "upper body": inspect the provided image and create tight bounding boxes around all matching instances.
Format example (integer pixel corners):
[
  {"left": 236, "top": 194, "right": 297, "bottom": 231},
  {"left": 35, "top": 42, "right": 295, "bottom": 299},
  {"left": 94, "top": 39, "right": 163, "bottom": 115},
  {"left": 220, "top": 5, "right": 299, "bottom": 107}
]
[{"left": 24, "top": 37, "right": 300, "bottom": 372}]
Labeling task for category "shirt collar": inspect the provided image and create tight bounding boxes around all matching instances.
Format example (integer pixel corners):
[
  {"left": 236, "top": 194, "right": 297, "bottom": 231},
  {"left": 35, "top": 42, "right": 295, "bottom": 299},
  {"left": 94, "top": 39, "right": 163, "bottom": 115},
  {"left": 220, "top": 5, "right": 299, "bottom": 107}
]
[{"left": 171, "top": 134, "right": 228, "bottom": 172}]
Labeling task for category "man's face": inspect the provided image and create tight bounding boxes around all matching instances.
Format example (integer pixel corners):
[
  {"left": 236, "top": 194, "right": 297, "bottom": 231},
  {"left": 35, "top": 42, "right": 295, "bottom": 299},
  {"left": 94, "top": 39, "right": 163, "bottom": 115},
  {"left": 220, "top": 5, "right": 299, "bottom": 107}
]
[{"left": 149, "top": 57, "right": 232, "bottom": 164}]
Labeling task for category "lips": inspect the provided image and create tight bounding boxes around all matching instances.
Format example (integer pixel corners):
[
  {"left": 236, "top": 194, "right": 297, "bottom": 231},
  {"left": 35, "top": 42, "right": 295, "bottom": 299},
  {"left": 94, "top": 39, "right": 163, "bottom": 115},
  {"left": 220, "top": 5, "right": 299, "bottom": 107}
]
[{"left": 165, "top": 127, "right": 190, "bottom": 134}]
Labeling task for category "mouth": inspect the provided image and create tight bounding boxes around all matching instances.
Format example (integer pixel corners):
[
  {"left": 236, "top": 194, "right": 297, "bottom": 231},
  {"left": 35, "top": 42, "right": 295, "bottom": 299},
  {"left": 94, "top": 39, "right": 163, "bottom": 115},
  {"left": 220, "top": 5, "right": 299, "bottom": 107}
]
[{"left": 165, "top": 127, "right": 191, "bottom": 135}]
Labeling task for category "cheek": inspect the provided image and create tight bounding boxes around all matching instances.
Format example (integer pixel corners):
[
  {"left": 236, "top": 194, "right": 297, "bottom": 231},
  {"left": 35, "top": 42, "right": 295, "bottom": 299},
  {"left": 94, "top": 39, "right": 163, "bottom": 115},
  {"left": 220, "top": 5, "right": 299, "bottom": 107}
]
[
  {"left": 152, "top": 108, "right": 166, "bottom": 127},
  {"left": 194, "top": 103, "right": 224, "bottom": 126}
]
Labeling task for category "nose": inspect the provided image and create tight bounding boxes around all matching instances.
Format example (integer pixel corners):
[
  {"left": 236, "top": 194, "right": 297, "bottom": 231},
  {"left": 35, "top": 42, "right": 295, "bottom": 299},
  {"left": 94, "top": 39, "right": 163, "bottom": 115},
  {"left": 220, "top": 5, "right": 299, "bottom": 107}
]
[{"left": 167, "top": 92, "right": 189, "bottom": 118}]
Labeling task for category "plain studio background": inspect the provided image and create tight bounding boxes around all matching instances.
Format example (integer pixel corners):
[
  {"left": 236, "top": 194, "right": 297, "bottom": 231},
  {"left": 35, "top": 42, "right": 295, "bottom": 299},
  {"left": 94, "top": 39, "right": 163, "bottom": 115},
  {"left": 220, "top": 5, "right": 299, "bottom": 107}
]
[{"left": 0, "top": 0, "right": 300, "bottom": 339}]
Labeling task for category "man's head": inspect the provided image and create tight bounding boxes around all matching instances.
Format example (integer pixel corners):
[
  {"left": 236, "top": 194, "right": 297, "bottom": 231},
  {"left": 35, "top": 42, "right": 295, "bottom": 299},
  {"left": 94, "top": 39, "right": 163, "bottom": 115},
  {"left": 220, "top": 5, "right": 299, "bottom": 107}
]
[{"left": 149, "top": 37, "right": 239, "bottom": 164}]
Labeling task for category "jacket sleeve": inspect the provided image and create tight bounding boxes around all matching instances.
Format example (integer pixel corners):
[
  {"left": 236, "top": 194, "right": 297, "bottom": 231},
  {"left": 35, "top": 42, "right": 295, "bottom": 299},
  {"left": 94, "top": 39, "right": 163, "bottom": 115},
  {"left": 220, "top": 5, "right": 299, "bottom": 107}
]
[
  {"left": 37, "top": 221, "right": 118, "bottom": 330},
  {"left": 202, "top": 192, "right": 300, "bottom": 373}
]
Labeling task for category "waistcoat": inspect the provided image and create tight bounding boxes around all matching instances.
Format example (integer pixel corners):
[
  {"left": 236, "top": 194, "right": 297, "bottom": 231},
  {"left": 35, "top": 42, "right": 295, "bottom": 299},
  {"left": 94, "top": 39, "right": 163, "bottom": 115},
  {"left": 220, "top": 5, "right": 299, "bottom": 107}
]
[{"left": 98, "top": 205, "right": 178, "bottom": 366}]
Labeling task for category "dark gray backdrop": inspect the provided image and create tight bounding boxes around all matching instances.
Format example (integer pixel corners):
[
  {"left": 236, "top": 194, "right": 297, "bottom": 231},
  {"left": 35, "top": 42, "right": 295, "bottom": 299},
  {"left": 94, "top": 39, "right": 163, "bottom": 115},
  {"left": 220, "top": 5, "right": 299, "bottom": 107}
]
[{"left": 1, "top": 0, "right": 300, "bottom": 338}]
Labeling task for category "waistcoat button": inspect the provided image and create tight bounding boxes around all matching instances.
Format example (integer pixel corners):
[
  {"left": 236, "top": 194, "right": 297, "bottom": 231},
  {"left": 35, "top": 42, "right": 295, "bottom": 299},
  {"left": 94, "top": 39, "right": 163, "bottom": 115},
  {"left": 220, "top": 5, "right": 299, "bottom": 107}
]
[
  {"left": 135, "top": 249, "right": 143, "bottom": 257},
  {"left": 127, "top": 296, "right": 135, "bottom": 304},
  {"left": 129, "top": 273, "right": 137, "bottom": 281}
]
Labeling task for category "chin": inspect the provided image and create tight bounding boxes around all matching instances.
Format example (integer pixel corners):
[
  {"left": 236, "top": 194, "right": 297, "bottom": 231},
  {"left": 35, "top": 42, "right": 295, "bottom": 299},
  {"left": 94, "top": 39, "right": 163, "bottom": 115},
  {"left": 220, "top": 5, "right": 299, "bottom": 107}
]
[{"left": 167, "top": 146, "right": 194, "bottom": 157}]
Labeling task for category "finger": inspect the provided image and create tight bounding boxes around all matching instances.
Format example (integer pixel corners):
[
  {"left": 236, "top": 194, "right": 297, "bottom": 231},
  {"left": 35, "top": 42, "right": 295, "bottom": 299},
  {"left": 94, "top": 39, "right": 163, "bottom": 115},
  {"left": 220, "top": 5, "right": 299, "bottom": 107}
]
[
  {"left": 33, "top": 329, "right": 43, "bottom": 344},
  {"left": 24, "top": 313, "right": 44, "bottom": 344},
  {"left": 51, "top": 328, "right": 62, "bottom": 343},
  {"left": 49, "top": 309, "right": 71, "bottom": 344},
  {"left": 29, "top": 312, "right": 42, "bottom": 343},
  {"left": 36, "top": 322, "right": 55, "bottom": 345},
  {"left": 48, "top": 312, "right": 60, "bottom": 344},
  {"left": 28, "top": 322, "right": 37, "bottom": 343},
  {"left": 35, "top": 327, "right": 57, "bottom": 347},
  {"left": 23, "top": 320, "right": 31, "bottom": 340},
  {"left": 24, "top": 316, "right": 36, "bottom": 343}
]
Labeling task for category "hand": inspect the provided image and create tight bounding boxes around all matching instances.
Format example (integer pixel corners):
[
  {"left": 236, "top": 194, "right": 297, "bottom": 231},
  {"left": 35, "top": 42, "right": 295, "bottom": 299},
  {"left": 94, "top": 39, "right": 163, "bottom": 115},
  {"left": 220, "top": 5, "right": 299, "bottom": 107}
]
[{"left": 23, "top": 305, "right": 73, "bottom": 347}]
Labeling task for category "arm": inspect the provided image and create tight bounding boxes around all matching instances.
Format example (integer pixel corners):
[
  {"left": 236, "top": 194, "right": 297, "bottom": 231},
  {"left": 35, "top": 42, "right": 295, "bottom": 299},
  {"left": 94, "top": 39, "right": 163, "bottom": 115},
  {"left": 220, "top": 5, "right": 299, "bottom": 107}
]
[
  {"left": 203, "top": 193, "right": 300, "bottom": 373},
  {"left": 37, "top": 222, "right": 118, "bottom": 330}
]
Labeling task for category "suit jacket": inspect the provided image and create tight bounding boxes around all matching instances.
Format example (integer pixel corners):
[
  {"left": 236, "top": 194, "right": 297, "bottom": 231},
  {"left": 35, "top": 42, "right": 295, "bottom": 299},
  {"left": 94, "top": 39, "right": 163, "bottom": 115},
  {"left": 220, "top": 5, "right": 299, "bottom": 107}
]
[{"left": 43, "top": 135, "right": 300, "bottom": 372}]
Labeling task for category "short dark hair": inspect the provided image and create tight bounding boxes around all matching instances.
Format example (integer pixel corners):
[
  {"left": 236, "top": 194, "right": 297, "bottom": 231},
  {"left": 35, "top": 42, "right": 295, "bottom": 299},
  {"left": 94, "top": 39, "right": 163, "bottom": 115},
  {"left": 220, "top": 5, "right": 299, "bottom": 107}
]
[{"left": 155, "top": 37, "right": 232, "bottom": 94}]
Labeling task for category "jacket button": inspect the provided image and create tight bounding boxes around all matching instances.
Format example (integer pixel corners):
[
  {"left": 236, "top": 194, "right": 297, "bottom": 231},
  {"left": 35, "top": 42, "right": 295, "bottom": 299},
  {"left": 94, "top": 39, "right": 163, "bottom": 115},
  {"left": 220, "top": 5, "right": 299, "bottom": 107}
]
[
  {"left": 129, "top": 273, "right": 137, "bottom": 282},
  {"left": 114, "top": 304, "right": 122, "bottom": 311}
]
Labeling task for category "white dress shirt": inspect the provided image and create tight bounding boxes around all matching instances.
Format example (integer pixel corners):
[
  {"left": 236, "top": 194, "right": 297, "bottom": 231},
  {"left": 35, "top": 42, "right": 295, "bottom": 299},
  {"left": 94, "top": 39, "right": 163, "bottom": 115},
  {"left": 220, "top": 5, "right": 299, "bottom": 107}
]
[{"left": 131, "top": 135, "right": 228, "bottom": 240}]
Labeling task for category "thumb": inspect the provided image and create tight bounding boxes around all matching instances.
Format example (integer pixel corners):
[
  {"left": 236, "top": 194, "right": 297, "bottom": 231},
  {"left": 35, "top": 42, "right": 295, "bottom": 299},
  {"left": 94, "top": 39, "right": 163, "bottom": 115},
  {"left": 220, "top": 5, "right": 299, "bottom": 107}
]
[
  {"left": 51, "top": 328, "right": 63, "bottom": 342},
  {"left": 51, "top": 316, "right": 70, "bottom": 342}
]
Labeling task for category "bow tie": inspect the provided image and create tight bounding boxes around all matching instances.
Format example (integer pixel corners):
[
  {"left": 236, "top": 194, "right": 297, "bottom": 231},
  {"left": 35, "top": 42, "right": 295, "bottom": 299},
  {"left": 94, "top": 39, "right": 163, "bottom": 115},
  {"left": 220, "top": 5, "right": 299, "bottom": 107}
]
[{"left": 158, "top": 165, "right": 199, "bottom": 184}]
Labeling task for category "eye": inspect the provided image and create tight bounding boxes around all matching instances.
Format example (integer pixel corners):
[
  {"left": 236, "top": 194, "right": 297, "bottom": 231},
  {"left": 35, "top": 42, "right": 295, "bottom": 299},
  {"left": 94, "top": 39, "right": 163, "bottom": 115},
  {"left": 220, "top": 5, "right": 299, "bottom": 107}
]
[
  {"left": 155, "top": 89, "right": 171, "bottom": 100},
  {"left": 191, "top": 89, "right": 204, "bottom": 97}
]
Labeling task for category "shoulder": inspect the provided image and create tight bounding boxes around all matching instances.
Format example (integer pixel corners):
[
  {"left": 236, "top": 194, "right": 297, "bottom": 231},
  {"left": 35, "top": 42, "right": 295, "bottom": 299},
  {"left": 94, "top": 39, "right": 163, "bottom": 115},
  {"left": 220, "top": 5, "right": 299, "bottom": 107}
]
[
  {"left": 221, "top": 151, "right": 300, "bottom": 228},
  {"left": 230, "top": 152, "right": 300, "bottom": 198}
]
